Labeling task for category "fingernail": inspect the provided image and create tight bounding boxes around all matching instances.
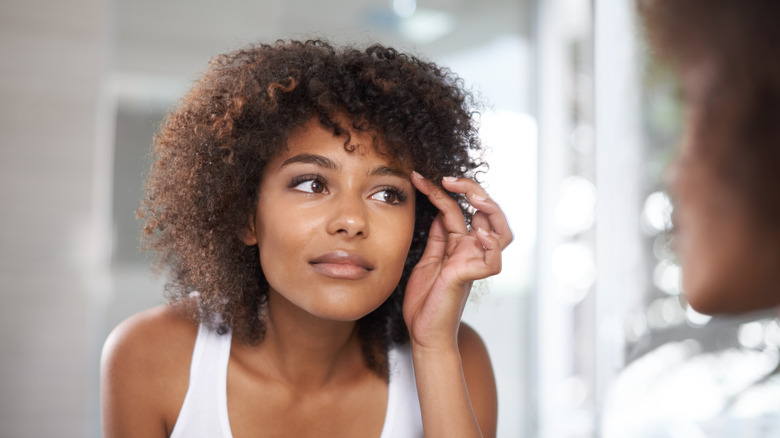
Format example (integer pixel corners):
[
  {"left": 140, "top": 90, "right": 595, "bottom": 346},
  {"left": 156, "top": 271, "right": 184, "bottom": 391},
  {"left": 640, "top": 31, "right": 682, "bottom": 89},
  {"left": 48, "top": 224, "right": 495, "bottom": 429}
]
[
  {"left": 477, "top": 227, "right": 490, "bottom": 237},
  {"left": 471, "top": 194, "right": 487, "bottom": 202},
  {"left": 442, "top": 176, "right": 458, "bottom": 182},
  {"left": 411, "top": 171, "right": 424, "bottom": 179}
]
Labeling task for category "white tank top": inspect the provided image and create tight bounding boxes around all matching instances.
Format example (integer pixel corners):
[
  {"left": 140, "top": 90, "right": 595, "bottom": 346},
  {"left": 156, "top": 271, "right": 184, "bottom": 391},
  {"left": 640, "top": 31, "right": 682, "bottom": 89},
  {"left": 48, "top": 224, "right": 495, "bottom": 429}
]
[{"left": 170, "top": 323, "right": 423, "bottom": 438}]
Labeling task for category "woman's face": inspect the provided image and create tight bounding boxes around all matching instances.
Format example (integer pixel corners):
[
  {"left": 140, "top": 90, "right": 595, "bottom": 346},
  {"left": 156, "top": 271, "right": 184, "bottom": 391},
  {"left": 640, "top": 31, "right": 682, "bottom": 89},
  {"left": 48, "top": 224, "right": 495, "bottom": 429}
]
[
  {"left": 669, "top": 62, "right": 780, "bottom": 314},
  {"left": 244, "top": 118, "right": 416, "bottom": 321}
]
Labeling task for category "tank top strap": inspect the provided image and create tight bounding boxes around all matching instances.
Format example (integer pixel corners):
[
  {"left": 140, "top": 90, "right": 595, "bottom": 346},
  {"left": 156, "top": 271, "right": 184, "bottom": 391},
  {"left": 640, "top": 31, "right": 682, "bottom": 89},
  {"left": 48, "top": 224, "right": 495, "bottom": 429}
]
[
  {"left": 380, "top": 344, "right": 424, "bottom": 438},
  {"left": 170, "top": 323, "right": 233, "bottom": 438}
]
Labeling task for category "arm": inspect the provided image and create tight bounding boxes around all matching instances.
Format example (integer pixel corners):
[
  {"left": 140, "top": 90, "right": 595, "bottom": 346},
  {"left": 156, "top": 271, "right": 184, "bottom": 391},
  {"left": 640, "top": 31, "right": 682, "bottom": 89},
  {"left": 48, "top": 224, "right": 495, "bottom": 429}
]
[
  {"left": 404, "top": 172, "right": 511, "bottom": 438},
  {"left": 101, "top": 304, "right": 195, "bottom": 438},
  {"left": 410, "top": 322, "right": 498, "bottom": 438}
]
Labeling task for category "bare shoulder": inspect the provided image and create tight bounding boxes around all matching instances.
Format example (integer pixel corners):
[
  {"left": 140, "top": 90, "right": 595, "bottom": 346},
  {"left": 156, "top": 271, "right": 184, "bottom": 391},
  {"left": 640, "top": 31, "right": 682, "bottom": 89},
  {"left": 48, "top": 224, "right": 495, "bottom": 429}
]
[
  {"left": 102, "top": 301, "right": 199, "bottom": 368},
  {"left": 458, "top": 322, "right": 497, "bottom": 438},
  {"left": 101, "top": 301, "right": 199, "bottom": 438}
]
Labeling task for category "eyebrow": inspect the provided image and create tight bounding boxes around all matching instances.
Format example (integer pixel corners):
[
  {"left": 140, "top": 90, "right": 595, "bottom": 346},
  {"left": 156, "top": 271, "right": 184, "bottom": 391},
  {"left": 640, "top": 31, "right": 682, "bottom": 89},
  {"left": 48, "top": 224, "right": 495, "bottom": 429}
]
[
  {"left": 280, "top": 153, "right": 410, "bottom": 181},
  {"left": 369, "top": 165, "right": 411, "bottom": 181},
  {"left": 280, "top": 153, "right": 338, "bottom": 170}
]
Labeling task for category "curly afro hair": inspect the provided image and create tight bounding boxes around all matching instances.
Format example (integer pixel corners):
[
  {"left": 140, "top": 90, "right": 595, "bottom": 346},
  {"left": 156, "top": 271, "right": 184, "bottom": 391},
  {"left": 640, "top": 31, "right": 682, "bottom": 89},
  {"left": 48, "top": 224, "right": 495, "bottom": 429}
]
[
  {"left": 139, "top": 39, "right": 484, "bottom": 374},
  {"left": 639, "top": 0, "right": 780, "bottom": 229}
]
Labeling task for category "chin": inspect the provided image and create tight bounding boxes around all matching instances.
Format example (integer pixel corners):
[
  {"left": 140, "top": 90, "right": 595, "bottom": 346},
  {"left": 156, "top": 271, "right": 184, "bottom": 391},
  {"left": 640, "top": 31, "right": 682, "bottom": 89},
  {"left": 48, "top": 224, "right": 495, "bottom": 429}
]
[
  {"left": 683, "top": 271, "right": 780, "bottom": 315},
  {"left": 309, "top": 307, "right": 378, "bottom": 322},
  {"left": 684, "top": 288, "right": 730, "bottom": 316},
  {"left": 303, "top": 296, "right": 388, "bottom": 322}
]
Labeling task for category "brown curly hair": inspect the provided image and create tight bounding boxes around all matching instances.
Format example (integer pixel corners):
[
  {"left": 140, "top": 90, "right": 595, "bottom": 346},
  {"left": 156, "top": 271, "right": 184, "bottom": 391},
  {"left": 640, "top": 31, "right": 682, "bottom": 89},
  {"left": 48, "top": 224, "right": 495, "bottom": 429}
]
[
  {"left": 639, "top": 0, "right": 780, "bottom": 229},
  {"left": 139, "top": 39, "right": 483, "bottom": 372}
]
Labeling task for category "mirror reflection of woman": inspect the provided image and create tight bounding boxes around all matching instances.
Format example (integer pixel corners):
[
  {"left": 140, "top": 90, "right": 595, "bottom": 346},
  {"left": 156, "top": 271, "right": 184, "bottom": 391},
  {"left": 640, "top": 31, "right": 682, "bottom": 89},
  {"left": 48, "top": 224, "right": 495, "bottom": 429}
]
[
  {"left": 641, "top": 0, "right": 780, "bottom": 314},
  {"left": 100, "top": 40, "right": 511, "bottom": 438},
  {"left": 604, "top": 2, "right": 780, "bottom": 436}
]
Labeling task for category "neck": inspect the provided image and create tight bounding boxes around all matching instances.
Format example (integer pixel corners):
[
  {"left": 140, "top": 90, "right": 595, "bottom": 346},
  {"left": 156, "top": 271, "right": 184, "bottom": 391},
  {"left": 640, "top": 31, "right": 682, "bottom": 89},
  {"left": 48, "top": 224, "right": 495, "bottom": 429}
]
[{"left": 237, "top": 289, "right": 367, "bottom": 389}]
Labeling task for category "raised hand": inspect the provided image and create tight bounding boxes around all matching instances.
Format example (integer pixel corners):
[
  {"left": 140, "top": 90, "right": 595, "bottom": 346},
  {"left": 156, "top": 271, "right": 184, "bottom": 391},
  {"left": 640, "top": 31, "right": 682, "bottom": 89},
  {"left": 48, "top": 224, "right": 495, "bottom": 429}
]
[{"left": 403, "top": 172, "right": 513, "bottom": 351}]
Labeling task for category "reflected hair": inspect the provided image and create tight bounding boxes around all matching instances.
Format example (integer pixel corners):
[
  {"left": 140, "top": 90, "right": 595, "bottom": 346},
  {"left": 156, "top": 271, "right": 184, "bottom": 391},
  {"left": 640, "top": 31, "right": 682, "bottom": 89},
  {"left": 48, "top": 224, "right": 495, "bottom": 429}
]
[{"left": 639, "top": 0, "right": 780, "bottom": 228}]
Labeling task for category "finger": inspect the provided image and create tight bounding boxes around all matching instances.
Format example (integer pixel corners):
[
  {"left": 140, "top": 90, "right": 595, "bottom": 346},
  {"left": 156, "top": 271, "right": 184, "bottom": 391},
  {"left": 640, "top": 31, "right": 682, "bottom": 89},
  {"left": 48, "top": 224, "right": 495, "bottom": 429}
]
[
  {"left": 444, "top": 231, "right": 502, "bottom": 284},
  {"left": 474, "top": 227, "right": 502, "bottom": 277},
  {"left": 441, "top": 176, "right": 490, "bottom": 199},
  {"left": 472, "top": 210, "right": 507, "bottom": 252},
  {"left": 419, "top": 214, "right": 448, "bottom": 262},
  {"left": 411, "top": 171, "right": 468, "bottom": 235},
  {"left": 472, "top": 210, "right": 491, "bottom": 236},
  {"left": 442, "top": 177, "right": 514, "bottom": 249}
]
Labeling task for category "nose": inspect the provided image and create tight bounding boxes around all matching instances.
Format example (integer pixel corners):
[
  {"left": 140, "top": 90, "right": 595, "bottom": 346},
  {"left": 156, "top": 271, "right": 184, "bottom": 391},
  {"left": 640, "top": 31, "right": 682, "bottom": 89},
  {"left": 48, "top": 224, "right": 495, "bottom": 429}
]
[{"left": 326, "top": 194, "right": 368, "bottom": 238}]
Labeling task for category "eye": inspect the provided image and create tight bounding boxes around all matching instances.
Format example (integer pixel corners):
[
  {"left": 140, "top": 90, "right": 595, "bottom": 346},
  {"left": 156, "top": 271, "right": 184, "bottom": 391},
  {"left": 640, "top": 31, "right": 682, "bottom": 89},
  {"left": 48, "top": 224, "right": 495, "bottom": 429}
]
[
  {"left": 370, "top": 187, "right": 406, "bottom": 205},
  {"left": 291, "top": 176, "right": 327, "bottom": 194}
]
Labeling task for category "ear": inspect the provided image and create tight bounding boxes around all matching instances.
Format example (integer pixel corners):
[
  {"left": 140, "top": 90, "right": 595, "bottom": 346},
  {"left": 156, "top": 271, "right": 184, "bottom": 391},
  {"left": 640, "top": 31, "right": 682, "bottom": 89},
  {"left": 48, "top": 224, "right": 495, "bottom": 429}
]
[{"left": 241, "top": 212, "right": 258, "bottom": 246}]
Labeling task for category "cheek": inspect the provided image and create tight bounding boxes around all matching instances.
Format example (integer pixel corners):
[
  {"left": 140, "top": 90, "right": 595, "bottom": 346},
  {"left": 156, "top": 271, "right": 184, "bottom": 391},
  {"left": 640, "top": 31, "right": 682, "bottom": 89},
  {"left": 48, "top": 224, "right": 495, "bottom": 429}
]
[
  {"left": 676, "top": 173, "right": 777, "bottom": 313},
  {"left": 673, "top": 106, "right": 780, "bottom": 312},
  {"left": 682, "top": 219, "right": 774, "bottom": 314},
  {"left": 680, "top": 213, "right": 747, "bottom": 312},
  {"left": 256, "top": 219, "right": 294, "bottom": 287},
  {"left": 254, "top": 203, "right": 315, "bottom": 283},
  {"left": 377, "top": 210, "right": 416, "bottom": 279}
]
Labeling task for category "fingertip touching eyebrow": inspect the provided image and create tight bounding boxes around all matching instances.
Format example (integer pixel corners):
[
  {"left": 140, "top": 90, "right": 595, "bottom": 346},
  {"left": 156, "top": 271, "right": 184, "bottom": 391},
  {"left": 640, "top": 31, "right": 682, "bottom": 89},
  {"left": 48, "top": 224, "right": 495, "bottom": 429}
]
[{"left": 280, "top": 153, "right": 412, "bottom": 181}]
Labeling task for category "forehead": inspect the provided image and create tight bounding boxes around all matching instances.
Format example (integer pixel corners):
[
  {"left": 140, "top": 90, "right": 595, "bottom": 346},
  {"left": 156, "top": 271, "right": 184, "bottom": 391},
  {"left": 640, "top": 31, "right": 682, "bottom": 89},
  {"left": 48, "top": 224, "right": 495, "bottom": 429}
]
[{"left": 278, "top": 117, "right": 412, "bottom": 171}]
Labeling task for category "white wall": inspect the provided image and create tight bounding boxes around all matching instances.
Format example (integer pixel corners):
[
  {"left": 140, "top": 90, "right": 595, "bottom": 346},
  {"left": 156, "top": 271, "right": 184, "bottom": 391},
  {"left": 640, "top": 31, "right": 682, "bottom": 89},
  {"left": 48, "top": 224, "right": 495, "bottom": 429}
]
[{"left": 0, "top": 0, "right": 110, "bottom": 436}]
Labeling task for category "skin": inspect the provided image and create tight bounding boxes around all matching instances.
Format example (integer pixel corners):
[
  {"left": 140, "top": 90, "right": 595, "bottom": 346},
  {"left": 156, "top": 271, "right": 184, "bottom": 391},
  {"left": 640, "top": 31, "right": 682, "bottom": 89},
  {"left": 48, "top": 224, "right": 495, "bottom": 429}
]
[
  {"left": 668, "top": 62, "right": 780, "bottom": 314},
  {"left": 244, "top": 118, "right": 416, "bottom": 323},
  {"left": 101, "top": 117, "right": 512, "bottom": 437}
]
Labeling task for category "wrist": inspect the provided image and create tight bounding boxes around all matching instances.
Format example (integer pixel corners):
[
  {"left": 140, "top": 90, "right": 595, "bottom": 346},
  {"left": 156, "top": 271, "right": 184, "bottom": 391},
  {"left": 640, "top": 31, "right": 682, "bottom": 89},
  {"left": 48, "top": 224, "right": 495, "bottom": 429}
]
[{"left": 410, "top": 338, "right": 461, "bottom": 362}]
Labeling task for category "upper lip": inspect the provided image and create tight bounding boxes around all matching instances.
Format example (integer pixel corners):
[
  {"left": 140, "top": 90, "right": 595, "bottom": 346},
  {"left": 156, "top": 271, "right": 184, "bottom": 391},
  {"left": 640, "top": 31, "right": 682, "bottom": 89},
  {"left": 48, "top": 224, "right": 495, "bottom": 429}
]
[{"left": 309, "top": 251, "right": 374, "bottom": 270}]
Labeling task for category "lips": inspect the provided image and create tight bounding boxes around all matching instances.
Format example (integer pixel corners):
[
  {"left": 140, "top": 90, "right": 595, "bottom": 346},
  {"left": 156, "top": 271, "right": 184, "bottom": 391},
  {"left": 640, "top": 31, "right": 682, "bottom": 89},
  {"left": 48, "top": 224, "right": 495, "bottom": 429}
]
[{"left": 309, "top": 251, "right": 374, "bottom": 280}]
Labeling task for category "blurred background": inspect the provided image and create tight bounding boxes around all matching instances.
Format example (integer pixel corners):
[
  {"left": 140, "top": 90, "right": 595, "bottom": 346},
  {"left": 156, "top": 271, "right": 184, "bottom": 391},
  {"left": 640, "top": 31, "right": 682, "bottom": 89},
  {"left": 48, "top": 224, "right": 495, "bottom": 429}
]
[{"left": 2, "top": 0, "right": 776, "bottom": 437}]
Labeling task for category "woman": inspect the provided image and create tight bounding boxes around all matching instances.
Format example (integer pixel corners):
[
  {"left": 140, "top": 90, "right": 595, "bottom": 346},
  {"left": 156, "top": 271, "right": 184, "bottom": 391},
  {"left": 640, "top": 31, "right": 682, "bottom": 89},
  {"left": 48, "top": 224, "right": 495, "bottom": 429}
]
[
  {"left": 641, "top": 0, "right": 780, "bottom": 314},
  {"left": 100, "top": 39, "right": 511, "bottom": 437},
  {"left": 603, "top": 3, "right": 780, "bottom": 436}
]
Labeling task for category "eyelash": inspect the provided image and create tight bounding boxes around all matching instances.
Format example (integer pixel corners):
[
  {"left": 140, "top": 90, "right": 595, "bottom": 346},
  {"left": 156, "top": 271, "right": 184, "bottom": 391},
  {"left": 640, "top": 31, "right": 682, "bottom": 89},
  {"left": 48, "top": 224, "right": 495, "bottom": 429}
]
[
  {"left": 289, "top": 174, "right": 326, "bottom": 190},
  {"left": 373, "top": 185, "right": 408, "bottom": 204},
  {"left": 288, "top": 175, "right": 408, "bottom": 204}
]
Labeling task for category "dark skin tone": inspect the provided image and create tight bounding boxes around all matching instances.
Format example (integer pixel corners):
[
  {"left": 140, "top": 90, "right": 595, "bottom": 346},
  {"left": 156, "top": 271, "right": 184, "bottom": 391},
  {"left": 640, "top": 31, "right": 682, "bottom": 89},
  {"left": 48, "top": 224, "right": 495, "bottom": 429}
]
[
  {"left": 101, "top": 117, "right": 511, "bottom": 437},
  {"left": 668, "top": 61, "right": 780, "bottom": 314}
]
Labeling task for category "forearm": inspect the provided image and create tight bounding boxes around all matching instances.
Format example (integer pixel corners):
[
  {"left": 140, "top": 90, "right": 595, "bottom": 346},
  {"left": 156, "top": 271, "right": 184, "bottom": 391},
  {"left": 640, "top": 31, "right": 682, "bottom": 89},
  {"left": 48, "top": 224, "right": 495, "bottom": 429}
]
[
  {"left": 404, "top": 174, "right": 506, "bottom": 437},
  {"left": 412, "top": 343, "right": 483, "bottom": 438}
]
